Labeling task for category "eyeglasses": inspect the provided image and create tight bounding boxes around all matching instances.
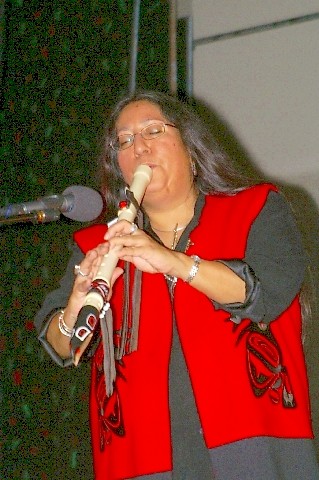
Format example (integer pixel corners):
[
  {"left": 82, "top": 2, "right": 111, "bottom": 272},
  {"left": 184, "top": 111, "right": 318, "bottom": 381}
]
[{"left": 110, "top": 123, "right": 177, "bottom": 151}]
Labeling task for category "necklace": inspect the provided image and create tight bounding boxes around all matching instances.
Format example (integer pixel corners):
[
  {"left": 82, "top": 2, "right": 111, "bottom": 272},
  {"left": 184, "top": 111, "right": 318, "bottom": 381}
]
[
  {"left": 152, "top": 224, "right": 186, "bottom": 233},
  {"left": 152, "top": 223, "right": 186, "bottom": 250},
  {"left": 171, "top": 223, "right": 185, "bottom": 250}
]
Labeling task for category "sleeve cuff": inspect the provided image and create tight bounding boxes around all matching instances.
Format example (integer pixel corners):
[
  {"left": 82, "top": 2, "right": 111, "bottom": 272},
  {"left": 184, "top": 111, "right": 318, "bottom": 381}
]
[
  {"left": 38, "top": 308, "right": 74, "bottom": 367},
  {"left": 213, "top": 259, "right": 266, "bottom": 324}
]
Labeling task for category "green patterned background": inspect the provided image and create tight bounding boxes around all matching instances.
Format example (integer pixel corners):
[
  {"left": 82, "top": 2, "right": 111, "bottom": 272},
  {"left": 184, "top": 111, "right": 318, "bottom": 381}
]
[{"left": 1, "top": 1, "right": 170, "bottom": 478}]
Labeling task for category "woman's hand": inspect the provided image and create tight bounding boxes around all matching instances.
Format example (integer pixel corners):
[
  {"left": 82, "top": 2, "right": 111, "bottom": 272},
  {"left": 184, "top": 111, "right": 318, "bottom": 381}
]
[
  {"left": 66, "top": 243, "right": 107, "bottom": 317},
  {"left": 46, "top": 242, "right": 123, "bottom": 358},
  {"left": 105, "top": 220, "right": 246, "bottom": 305},
  {"left": 65, "top": 242, "right": 124, "bottom": 323},
  {"left": 104, "top": 220, "right": 178, "bottom": 276}
]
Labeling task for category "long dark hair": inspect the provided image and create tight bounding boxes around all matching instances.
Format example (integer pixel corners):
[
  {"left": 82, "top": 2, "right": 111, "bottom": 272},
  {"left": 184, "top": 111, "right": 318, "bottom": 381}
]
[{"left": 98, "top": 90, "right": 252, "bottom": 219}]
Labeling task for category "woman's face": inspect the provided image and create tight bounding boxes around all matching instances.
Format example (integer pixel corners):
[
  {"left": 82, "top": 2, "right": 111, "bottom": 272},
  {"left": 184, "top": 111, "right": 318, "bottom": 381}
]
[{"left": 115, "top": 100, "right": 194, "bottom": 207}]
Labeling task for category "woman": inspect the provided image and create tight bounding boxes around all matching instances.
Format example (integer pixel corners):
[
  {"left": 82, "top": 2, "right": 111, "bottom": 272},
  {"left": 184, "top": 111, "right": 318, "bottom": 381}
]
[{"left": 35, "top": 91, "right": 319, "bottom": 479}]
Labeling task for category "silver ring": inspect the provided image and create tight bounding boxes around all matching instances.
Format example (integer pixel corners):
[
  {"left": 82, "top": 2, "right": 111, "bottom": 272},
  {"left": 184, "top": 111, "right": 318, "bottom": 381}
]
[
  {"left": 130, "top": 223, "right": 138, "bottom": 234},
  {"left": 74, "top": 264, "right": 89, "bottom": 277}
]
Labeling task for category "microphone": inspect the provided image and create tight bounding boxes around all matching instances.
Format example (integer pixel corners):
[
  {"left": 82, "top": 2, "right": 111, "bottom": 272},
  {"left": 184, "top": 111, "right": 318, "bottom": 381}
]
[{"left": 0, "top": 185, "right": 104, "bottom": 222}]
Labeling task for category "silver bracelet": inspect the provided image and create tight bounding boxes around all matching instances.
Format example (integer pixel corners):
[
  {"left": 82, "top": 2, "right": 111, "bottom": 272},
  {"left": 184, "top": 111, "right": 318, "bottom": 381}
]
[
  {"left": 58, "top": 310, "right": 74, "bottom": 338},
  {"left": 185, "top": 255, "right": 201, "bottom": 284}
]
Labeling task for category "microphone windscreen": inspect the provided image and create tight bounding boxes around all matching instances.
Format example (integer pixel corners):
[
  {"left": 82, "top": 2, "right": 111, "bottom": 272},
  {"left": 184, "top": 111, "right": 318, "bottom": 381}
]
[{"left": 62, "top": 185, "right": 104, "bottom": 222}]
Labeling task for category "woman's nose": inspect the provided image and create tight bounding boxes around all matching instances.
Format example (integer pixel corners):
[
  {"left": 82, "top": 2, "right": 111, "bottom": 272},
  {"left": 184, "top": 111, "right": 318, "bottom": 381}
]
[{"left": 133, "top": 133, "right": 151, "bottom": 155}]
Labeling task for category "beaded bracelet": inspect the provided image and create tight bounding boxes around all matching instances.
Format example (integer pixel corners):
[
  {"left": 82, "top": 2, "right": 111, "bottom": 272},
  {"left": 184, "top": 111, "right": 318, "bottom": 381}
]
[
  {"left": 185, "top": 255, "right": 201, "bottom": 284},
  {"left": 58, "top": 310, "right": 74, "bottom": 338}
]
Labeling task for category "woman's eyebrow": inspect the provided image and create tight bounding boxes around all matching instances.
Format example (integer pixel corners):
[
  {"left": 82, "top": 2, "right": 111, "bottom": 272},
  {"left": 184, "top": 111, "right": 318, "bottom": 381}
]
[{"left": 116, "top": 118, "right": 166, "bottom": 132}]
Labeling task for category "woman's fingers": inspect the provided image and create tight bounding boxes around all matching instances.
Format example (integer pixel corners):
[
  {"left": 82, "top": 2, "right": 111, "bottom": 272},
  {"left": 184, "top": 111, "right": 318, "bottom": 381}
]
[
  {"left": 104, "top": 219, "right": 138, "bottom": 240},
  {"left": 106, "top": 231, "right": 176, "bottom": 275},
  {"left": 72, "top": 243, "right": 110, "bottom": 293},
  {"left": 111, "top": 266, "right": 124, "bottom": 284},
  {"left": 64, "top": 245, "right": 122, "bottom": 325}
]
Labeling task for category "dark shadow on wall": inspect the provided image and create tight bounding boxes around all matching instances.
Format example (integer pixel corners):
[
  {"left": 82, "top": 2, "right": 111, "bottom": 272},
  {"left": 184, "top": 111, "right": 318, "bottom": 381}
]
[
  {"left": 187, "top": 94, "right": 266, "bottom": 182},
  {"left": 190, "top": 95, "right": 319, "bottom": 459},
  {"left": 279, "top": 182, "right": 319, "bottom": 460}
]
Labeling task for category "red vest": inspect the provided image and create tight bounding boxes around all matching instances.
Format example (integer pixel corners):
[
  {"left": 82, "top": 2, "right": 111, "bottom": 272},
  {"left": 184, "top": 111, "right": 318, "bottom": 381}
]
[{"left": 75, "top": 184, "right": 313, "bottom": 480}]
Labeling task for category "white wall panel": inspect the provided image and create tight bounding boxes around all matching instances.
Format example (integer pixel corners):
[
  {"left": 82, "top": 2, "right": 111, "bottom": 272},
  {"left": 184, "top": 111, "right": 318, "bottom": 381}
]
[
  {"left": 193, "top": 0, "right": 319, "bottom": 38},
  {"left": 193, "top": 19, "right": 319, "bottom": 205}
]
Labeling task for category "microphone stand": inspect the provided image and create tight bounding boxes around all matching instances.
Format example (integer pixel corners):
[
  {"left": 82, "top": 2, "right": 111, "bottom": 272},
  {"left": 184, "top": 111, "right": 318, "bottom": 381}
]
[{"left": 0, "top": 209, "right": 60, "bottom": 226}]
